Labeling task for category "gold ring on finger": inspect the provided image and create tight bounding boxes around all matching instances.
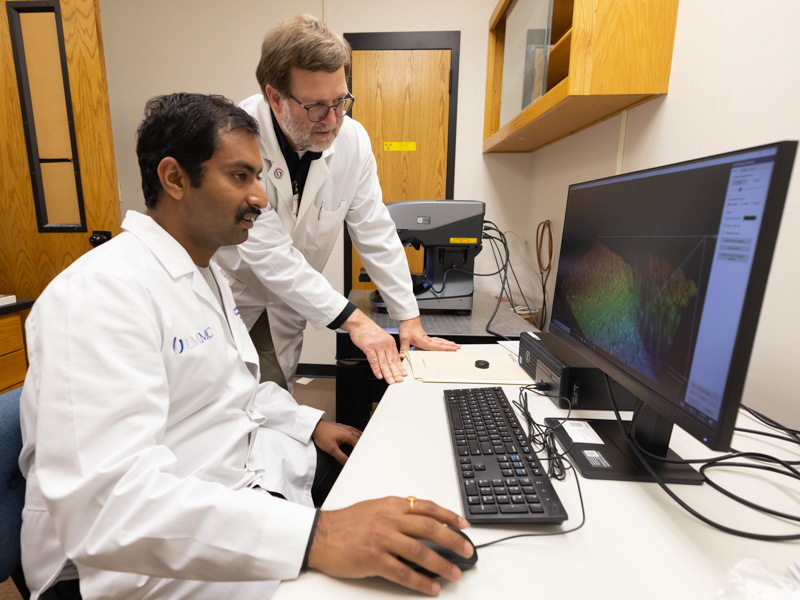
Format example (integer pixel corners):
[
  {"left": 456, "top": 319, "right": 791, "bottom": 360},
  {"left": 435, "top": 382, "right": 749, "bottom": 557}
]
[{"left": 407, "top": 496, "right": 416, "bottom": 514}]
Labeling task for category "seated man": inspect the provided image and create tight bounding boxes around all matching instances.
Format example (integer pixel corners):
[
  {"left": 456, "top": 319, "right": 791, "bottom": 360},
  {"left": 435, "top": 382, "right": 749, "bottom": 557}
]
[{"left": 19, "top": 93, "right": 471, "bottom": 600}]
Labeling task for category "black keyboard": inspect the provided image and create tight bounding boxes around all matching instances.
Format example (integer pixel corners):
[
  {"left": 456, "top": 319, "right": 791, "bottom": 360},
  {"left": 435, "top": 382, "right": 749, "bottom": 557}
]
[{"left": 444, "top": 387, "right": 568, "bottom": 525}]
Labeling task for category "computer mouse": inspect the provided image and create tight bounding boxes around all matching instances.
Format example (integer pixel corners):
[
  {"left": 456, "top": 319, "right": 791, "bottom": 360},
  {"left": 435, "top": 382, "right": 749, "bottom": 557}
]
[
  {"left": 400, "top": 527, "right": 478, "bottom": 578},
  {"left": 475, "top": 359, "right": 490, "bottom": 369}
]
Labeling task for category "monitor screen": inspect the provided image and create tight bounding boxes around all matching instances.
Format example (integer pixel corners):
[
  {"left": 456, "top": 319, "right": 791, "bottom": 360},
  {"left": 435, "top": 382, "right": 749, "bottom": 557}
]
[{"left": 548, "top": 142, "right": 796, "bottom": 463}]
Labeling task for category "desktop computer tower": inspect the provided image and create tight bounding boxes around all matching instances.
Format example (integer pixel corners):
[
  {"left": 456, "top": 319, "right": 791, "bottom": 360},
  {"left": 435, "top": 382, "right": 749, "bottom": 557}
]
[{"left": 518, "top": 331, "right": 638, "bottom": 411}]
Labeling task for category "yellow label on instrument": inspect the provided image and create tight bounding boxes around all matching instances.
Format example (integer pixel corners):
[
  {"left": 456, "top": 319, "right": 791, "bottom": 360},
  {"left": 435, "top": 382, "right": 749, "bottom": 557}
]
[
  {"left": 451, "top": 238, "right": 478, "bottom": 244},
  {"left": 384, "top": 142, "right": 416, "bottom": 151}
]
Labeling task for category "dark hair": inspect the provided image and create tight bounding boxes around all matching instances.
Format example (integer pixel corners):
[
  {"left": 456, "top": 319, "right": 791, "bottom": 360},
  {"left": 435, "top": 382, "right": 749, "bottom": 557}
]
[
  {"left": 136, "top": 93, "right": 259, "bottom": 208},
  {"left": 255, "top": 15, "right": 351, "bottom": 98}
]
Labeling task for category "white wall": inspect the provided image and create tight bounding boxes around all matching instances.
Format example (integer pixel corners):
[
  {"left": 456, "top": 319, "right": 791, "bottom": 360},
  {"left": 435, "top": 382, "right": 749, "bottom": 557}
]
[
  {"left": 99, "top": 0, "right": 321, "bottom": 219},
  {"left": 99, "top": 0, "right": 799, "bottom": 427}
]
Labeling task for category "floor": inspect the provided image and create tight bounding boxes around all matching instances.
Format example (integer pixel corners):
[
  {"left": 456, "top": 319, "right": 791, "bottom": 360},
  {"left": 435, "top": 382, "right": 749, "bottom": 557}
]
[
  {"left": 0, "top": 376, "right": 337, "bottom": 599},
  {"left": 0, "top": 579, "right": 20, "bottom": 600},
  {"left": 292, "top": 375, "right": 336, "bottom": 417}
]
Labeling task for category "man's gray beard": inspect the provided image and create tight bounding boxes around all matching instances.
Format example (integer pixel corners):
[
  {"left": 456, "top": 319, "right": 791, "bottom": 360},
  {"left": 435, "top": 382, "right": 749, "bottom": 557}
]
[{"left": 280, "top": 97, "right": 338, "bottom": 152}]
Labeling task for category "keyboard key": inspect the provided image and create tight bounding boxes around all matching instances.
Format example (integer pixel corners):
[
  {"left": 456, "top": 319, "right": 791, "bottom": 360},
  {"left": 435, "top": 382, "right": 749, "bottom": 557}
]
[
  {"left": 499, "top": 504, "right": 528, "bottom": 514},
  {"left": 469, "top": 504, "right": 498, "bottom": 515}
]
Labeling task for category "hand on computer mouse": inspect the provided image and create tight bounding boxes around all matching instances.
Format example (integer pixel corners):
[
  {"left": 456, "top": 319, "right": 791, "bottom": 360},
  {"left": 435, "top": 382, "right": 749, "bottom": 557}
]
[
  {"left": 399, "top": 527, "right": 478, "bottom": 578},
  {"left": 306, "top": 496, "right": 474, "bottom": 596}
]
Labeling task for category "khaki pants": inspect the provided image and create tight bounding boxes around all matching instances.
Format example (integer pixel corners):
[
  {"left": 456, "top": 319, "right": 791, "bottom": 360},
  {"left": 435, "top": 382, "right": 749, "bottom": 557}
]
[{"left": 249, "top": 310, "right": 289, "bottom": 391}]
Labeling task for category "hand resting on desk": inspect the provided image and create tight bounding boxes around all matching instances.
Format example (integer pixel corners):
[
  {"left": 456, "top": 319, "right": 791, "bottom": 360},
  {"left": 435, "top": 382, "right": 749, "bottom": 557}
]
[
  {"left": 339, "top": 312, "right": 459, "bottom": 385},
  {"left": 398, "top": 316, "right": 460, "bottom": 357},
  {"left": 307, "top": 497, "right": 473, "bottom": 596},
  {"left": 340, "top": 309, "right": 407, "bottom": 384}
]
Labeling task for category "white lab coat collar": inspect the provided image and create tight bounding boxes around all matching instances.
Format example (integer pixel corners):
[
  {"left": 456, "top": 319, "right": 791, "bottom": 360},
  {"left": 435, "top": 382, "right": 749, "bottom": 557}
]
[
  {"left": 243, "top": 95, "right": 337, "bottom": 231},
  {"left": 122, "top": 211, "right": 219, "bottom": 312},
  {"left": 122, "top": 210, "right": 198, "bottom": 280},
  {"left": 121, "top": 210, "right": 258, "bottom": 367}
]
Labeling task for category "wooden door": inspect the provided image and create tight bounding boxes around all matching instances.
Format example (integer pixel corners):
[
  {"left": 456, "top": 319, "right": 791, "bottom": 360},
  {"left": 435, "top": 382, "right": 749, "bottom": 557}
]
[
  {"left": 346, "top": 33, "right": 459, "bottom": 293},
  {"left": 0, "top": 0, "right": 121, "bottom": 305}
]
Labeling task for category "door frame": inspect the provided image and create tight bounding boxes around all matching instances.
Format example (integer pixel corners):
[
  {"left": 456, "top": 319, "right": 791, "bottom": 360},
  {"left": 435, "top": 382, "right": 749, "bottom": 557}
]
[{"left": 342, "top": 30, "right": 461, "bottom": 297}]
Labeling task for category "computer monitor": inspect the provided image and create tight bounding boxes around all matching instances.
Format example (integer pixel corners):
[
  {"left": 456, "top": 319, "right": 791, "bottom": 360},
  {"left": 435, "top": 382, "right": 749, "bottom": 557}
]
[{"left": 547, "top": 141, "right": 797, "bottom": 484}]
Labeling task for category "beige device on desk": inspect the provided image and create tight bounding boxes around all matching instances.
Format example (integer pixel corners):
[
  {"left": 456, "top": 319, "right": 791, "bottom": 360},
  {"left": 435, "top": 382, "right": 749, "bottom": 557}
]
[{"left": 406, "top": 350, "right": 532, "bottom": 384}]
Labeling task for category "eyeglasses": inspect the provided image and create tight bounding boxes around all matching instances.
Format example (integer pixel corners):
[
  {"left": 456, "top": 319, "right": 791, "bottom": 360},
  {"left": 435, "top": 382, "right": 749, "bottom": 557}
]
[{"left": 289, "top": 92, "right": 355, "bottom": 122}]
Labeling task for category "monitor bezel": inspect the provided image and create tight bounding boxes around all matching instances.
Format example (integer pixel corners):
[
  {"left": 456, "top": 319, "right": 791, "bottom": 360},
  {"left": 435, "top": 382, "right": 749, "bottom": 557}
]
[{"left": 547, "top": 140, "right": 797, "bottom": 451}]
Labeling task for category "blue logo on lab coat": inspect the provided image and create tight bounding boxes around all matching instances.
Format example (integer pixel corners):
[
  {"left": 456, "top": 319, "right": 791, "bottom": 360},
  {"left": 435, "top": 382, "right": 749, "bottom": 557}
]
[{"left": 172, "top": 327, "right": 214, "bottom": 354}]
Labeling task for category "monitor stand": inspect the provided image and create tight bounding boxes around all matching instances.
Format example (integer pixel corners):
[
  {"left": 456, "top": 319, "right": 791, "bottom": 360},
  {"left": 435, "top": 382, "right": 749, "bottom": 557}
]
[{"left": 545, "top": 405, "right": 704, "bottom": 485}]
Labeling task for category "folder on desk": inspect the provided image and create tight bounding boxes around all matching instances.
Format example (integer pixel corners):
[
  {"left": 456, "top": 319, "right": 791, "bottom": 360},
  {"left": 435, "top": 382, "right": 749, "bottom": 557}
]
[{"left": 406, "top": 350, "right": 532, "bottom": 384}]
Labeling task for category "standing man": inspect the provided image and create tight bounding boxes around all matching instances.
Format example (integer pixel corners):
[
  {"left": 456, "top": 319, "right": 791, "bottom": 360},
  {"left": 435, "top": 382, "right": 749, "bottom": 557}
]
[
  {"left": 19, "top": 93, "right": 471, "bottom": 600},
  {"left": 215, "top": 14, "right": 459, "bottom": 392}
]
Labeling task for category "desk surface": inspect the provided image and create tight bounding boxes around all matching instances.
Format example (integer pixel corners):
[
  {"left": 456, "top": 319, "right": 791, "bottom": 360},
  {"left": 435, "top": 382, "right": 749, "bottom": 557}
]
[
  {"left": 347, "top": 290, "right": 537, "bottom": 339},
  {"left": 278, "top": 345, "right": 800, "bottom": 599}
]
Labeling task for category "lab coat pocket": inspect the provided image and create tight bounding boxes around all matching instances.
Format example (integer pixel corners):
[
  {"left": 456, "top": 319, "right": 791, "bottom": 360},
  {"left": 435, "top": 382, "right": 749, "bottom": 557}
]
[{"left": 301, "top": 198, "right": 347, "bottom": 254}]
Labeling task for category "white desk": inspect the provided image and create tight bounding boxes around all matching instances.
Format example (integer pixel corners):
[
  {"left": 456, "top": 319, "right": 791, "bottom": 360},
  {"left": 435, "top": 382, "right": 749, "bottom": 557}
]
[{"left": 277, "top": 345, "right": 800, "bottom": 599}]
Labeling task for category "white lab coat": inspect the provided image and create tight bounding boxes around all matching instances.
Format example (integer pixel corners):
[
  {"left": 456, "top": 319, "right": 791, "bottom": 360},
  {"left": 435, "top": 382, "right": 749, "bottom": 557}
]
[
  {"left": 19, "top": 211, "right": 323, "bottom": 600},
  {"left": 215, "top": 94, "right": 419, "bottom": 384}
]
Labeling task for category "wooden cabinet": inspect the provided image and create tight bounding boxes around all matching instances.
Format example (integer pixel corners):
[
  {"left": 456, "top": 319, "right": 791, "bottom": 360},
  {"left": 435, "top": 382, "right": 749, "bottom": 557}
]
[
  {"left": 483, "top": 0, "right": 679, "bottom": 153},
  {"left": 0, "top": 309, "right": 29, "bottom": 393}
]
